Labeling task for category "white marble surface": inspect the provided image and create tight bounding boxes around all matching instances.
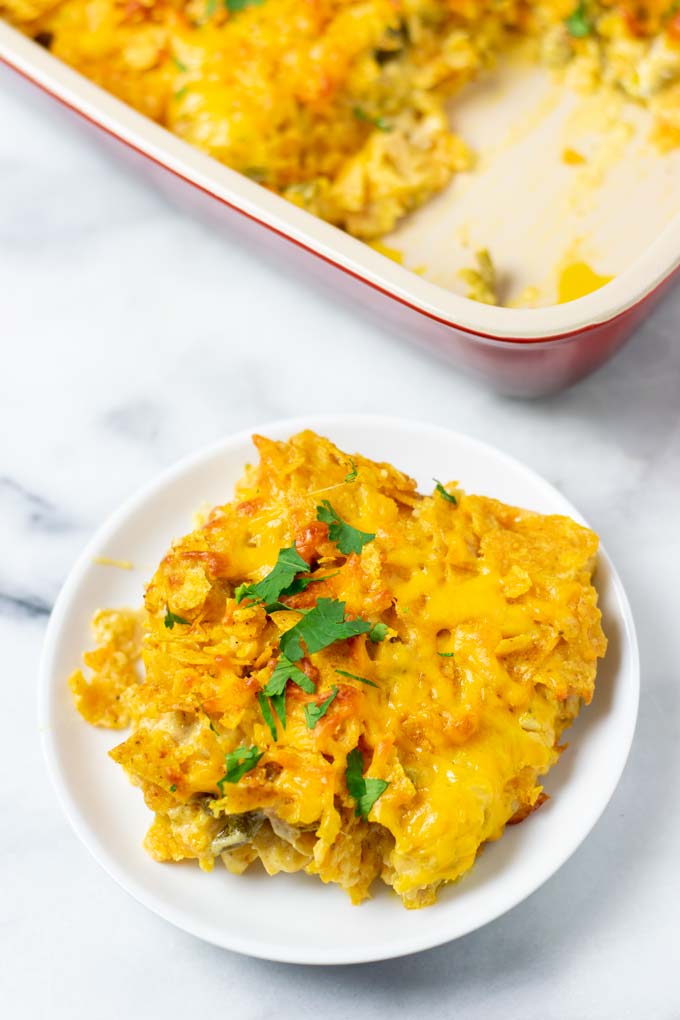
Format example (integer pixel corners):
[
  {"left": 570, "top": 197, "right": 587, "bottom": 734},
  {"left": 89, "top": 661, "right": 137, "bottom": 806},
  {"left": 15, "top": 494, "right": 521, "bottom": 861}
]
[{"left": 2, "top": 59, "right": 680, "bottom": 1020}]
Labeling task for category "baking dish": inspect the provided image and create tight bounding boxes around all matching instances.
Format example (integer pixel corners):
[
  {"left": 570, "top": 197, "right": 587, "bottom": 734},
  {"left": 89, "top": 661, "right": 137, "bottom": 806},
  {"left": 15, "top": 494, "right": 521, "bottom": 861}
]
[{"left": 1, "top": 20, "right": 679, "bottom": 396}]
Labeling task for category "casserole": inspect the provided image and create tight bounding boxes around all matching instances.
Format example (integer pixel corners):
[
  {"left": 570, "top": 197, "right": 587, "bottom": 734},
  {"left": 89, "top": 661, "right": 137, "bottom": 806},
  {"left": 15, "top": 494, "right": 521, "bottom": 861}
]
[
  {"left": 67, "top": 428, "right": 607, "bottom": 909},
  {"left": 1, "top": 20, "right": 679, "bottom": 395},
  {"left": 38, "top": 415, "right": 640, "bottom": 962}
]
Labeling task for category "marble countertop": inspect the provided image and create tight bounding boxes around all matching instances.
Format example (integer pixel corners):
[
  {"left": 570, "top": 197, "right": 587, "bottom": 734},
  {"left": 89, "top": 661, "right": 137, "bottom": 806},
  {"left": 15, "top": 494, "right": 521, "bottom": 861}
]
[{"left": 2, "top": 60, "right": 679, "bottom": 1020}]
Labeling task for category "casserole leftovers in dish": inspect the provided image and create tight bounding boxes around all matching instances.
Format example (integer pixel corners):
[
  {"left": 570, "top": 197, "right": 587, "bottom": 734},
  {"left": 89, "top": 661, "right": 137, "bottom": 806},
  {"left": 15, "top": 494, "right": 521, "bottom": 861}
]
[{"left": 2, "top": 0, "right": 679, "bottom": 245}]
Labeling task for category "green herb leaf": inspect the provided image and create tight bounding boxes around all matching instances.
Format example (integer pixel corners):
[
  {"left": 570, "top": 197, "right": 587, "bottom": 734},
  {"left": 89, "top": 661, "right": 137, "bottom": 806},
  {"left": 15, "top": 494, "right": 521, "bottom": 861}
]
[
  {"left": 264, "top": 571, "right": 340, "bottom": 611},
  {"left": 264, "top": 654, "right": 316, "bottom": 695},
  {"left": 172, "top": 55, "right": 188, "bottom": 72},
  {"left": 169, "top": 784, "right": 177, "bottom": 792},
  {"left": 224, "top": 0, "right": 264, "bottom": 10},
  {"left": 279, "top": 598, "right": 371, "bottom": 662},
  {"left": 164, "top": 607, "right": 190, "bottom": 629},
  {"left": 217, "top": 745, "right": 263, "bottom": 790},
  {"left": 565, "top": 1, "right": 592, "bottom": 37},
  {"left": 369, "top": 622, "right": 389, "bottom": 643},
  {"left": 433, "top": 479, "right": 457, "bottom": 504},
  {"left": 257, "top": 690, "right": 278, "bottom": 741},
  {"left": 174, "top": 86, "right": 188, "bottom": 101},
  {"left": 205, "top": 0, "right": 217, "bottom": 17},
  {"left": 316, "top": 500, "right": 375, "bottom": 555},
  {"left": 345, "top": 459, "right": 358, "bottom": 483},
  {"left": 244, "top": 167, "right": 268, "bottom": 183},
  {"left": 345, "top": 748, "right": 389, "bottom": 819},
  {"left": 269, "top": 690, "right": 287, "bottom": 730},
  {"left": 438, "top": 651, "right": 454, "bottom": 657},
  {"left": 304, "top": 686, "right": 339, "bottom": 728},
  {"left": 335, "top": 669, "right": 379, "bottom": 688},
  {"left": 353, "top": 107, "right": 392, "bottom": 132},
  {"left": 235, "top": 543, "right": 309, "bottom": 606}
]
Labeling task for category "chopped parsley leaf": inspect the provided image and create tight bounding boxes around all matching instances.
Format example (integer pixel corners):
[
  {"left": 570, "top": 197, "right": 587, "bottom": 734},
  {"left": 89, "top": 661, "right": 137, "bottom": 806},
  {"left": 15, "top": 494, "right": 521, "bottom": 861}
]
[
  {"left": 264, "top": 654, "right": 316, "bottom": 695},
  {"left": 169, "top": 784, "right": 177, "bottom": 792},
  {"left": 205, "top": 0, "right": 217, "bottom": 17},
  {"left": 174, "top": 86, "right": 188, "bottom": 100},
  {"left": 438, "top": 651, "right": 454, "bottom": 658},
  {"left": 369, "top": 622, "right": 389, "bottom": 643},
  {"left": 224, "top": 0, "right": 264, "bottom": 10},
  {"left": 279, "top": 597, "right": 371, "bottom": 662},
  {"left": 235, "top": 543, "right": 309, "bottom": 606},
  {"left": 269, "top": 690, "right": 287, "bottom": 730},
  {"left": 304, "top": 686, "right": 339, "bottom": 728},
  {"left": 217, "top": 745, "right": 263, "bottom": 789},
  {"left": 257, "top": 690, "right": 278, "bottom": 741},
  {"left": 316, "top": 500, "right": 375, "bottom": 556},
  {"left": 172, "top": 56, "right": 188, "bottom": 72},
  {"left": 335, "top": 669, "right": 378, "bottom": 688},
  {"left": 264, "top": 571, "right": 340, "bottom": 611},
  {"left": 565, "top": 1, "right": 592, "bottom": 36},
  {"left": 345, "top": 748, "right": 389, "bottom": 819},
  {"left": 433, "top": 479, "right": 457, "bottom": 504},
  {"left": 345, "top": 459, "right": 358, "bottom": 483},
  {"left": 261, "top": 655, "right": 314, "bottom": 735},
  {"left": 353, "top": 107, "right": 392, "bottom": 132},
  {"left": 164, "top": 607, "right": 190, "bottom": 629}
]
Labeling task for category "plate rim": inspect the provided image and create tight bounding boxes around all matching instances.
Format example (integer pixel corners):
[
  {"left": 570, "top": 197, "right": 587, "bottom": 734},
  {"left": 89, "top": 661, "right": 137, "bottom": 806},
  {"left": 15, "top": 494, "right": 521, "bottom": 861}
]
[{"left": 38, "top": 413, "right": 640, "bottom": 964}]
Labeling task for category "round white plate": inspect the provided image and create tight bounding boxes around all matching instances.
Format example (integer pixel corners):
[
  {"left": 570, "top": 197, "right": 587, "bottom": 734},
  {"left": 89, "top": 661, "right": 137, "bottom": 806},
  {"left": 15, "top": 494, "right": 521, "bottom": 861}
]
[{"left": 39, "top": 415, "right": 639, "bottom": 965}]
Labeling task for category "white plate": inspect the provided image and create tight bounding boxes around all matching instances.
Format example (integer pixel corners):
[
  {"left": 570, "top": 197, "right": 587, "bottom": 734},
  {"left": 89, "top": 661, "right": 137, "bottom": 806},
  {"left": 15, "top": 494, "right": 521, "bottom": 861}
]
[{"left": 39, "top": 415, "right": 639, "bottom": 964}]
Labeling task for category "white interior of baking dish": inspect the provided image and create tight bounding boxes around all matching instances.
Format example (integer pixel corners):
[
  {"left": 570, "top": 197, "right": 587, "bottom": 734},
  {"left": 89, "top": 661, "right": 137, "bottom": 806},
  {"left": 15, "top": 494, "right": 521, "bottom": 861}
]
[{"left": 1, "top": 20, "right": 679, "bottom": 338}]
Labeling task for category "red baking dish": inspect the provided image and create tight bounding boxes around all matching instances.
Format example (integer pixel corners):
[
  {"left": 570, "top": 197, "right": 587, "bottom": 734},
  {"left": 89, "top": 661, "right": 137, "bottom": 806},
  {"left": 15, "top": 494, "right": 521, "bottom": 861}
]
[{"left": 2, "top": 20, "right": 679, "bottom": 396}]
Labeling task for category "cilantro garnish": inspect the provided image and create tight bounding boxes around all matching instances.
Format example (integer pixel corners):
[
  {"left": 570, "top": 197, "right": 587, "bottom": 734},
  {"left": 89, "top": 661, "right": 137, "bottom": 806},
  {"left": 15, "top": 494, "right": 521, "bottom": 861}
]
[
  {"left": 269, "top": 690, "right": 287, "bottom": 730},
  {"left": 279, "top": 598, "right": 371, "bottom": 662},
  {"left": 438, "top": 651, "right": 454, "bottom": 657},
  {"left": 264, "top": 654, "right": 316, "bottom": 695},
  {"left": 260, "top": 654, "right": 314, "bottom": 735},
  {"left": 345, "top": 459, "right": 358, "bottom": 483},
  {"left": 433, "top": 479, "right": 457, "bottom": 504},
  {"left": 353, "top": 107, "right": 392, "bottom": 132},
  {"left": 565, "top": 1, "right": 592, "bottom": 37},
  {"left": 264, "top": 571, "right": 339, "bottom": 611},
  {"left": 217, "top": 745, "right": 263, "bottom": 789},
  {"left": 235, "top": 543, "right": 309, "bottom": 606},
  {"left": 335, "top": 669, "right": 378, "bottom": 688},
  {"left": 316, "top": 501, "right": 375, "bottom": 556},
  {"left": 304, "top": 686, "right": 339, "bottom": 729},
  {"left": 257, "top": 690, "right": 278, "bottom": 741},
  {"left": 345, "top": 748, "right": 389, "bottom": 819},
  {"left": 164, "top": 607, "right": 190, "bottom": 629},
  {"left": 169, "top": 784, "right": 177, "bottom": 792},
  {"left": 225, "top": 0, "right": 264, "bottom": 10},
  {"left": 369, "top": 622, "right": 388, "bottom": 643}
]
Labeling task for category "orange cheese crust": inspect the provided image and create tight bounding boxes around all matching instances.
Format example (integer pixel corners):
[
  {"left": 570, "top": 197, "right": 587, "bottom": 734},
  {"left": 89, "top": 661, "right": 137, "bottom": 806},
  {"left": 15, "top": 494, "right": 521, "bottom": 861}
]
[{"left": 70, "top": 430, "right": 606, "bottom": 907}]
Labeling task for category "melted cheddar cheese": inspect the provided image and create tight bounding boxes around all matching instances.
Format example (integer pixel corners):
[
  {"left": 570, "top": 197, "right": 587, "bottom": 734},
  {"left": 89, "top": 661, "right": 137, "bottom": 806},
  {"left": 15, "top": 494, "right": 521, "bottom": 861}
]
[{"left": 70, "top": 431, "right": 606, "bottom": 908}]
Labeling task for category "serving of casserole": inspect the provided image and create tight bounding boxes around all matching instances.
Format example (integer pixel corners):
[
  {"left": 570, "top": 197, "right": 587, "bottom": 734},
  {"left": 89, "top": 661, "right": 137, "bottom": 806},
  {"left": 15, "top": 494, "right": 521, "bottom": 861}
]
[{"left": 68, "top": 430, "right": 607, "bottom": 908}]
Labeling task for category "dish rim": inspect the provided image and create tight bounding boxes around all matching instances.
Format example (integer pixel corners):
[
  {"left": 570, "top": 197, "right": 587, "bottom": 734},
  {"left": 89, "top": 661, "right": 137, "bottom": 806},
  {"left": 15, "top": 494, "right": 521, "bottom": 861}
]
[
  {"left": 2, "top": 21, "right": 679, "bottom": 344},
  {"left": 38, "top": 413, "right": 640, "bottom": 964}
]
